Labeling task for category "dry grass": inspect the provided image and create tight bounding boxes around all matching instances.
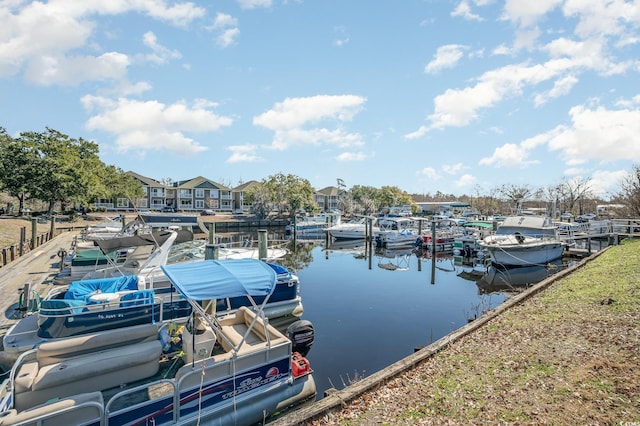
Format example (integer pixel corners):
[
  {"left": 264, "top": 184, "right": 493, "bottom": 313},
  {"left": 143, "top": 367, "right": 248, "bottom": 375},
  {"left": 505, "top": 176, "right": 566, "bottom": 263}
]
[{"left": 306, "top": 239, "right": 640, "bottom": 425}]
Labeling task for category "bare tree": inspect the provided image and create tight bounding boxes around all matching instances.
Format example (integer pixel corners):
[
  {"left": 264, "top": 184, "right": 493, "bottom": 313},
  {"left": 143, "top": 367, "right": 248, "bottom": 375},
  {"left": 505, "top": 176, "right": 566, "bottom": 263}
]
[
  {"left": 496, "top": 184, "right": 536, "bottom": 213},
  {"left": 618, "top": 164, "right": 640, "bottom": 217}
]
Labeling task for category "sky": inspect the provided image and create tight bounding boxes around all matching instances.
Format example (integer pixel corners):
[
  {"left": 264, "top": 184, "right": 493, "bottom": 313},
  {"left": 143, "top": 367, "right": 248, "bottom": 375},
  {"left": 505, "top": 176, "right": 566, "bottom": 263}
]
[{"left": 1, "top": 0, "right": 639, "bottom": 199}]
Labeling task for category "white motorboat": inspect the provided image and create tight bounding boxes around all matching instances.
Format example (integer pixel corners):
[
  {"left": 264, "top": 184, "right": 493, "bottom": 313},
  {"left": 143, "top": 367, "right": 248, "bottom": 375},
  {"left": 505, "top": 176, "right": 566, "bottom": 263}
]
[
  {"left": 478, "top": 215, "right": 565, "bottom": 266},
  {"left": 327, "top": 216, "right": 379, "bottom": 240}
]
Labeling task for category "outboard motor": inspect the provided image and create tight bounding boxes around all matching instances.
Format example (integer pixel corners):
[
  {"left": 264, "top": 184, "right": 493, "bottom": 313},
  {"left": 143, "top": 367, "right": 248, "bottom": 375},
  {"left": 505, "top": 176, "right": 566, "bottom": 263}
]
[{"left": 286, "top": 319, "right": 314, "bottom": 357}]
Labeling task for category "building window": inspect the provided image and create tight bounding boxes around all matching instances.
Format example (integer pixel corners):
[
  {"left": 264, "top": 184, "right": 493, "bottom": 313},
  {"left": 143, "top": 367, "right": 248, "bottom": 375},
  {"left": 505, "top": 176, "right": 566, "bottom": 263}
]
[
  {"left": 117, "top": 198, "right": 128, "bottom": 208},
  {"left": 195, "top": 189, "right": 205, "bottom": 198},
  {"left": 210, "top": 189, "right": 219, "bottom": 198},
  {"left": 195, "top": 200, "right": 205, "bottom": 209}
]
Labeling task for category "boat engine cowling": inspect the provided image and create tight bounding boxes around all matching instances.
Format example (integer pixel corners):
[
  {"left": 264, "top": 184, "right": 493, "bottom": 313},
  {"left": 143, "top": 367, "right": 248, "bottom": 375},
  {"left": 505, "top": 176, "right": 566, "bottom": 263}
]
[{"left": 286, "top": 319, "right": 314, "bottom": 357}]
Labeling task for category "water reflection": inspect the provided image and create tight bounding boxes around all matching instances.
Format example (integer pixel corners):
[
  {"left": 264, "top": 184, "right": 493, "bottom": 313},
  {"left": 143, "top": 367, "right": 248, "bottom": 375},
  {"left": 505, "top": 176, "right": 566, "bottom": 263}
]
[{"left": 474, "top": 259, "right": 568, "bottom": 295}]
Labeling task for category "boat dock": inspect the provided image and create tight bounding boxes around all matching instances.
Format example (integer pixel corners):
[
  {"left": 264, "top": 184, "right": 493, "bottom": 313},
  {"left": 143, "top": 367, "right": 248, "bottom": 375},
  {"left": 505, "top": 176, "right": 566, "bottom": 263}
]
[{"left": 0, "top": 230, "right": 78, "bottom": 334}]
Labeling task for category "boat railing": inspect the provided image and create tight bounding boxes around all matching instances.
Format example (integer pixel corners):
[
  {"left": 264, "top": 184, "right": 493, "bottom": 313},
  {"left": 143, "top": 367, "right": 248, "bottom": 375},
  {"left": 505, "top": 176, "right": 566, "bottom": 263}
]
[
  {"left": 0, "top": 391, "right": 104, "bottom": 425},
  {"left": 105, "top": 378, "right": 178, "bottom": 424}
]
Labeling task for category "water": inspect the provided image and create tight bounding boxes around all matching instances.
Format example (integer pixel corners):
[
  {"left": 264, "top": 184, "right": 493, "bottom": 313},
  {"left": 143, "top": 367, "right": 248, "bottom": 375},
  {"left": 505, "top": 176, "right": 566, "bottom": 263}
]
[{"left": 217, "top": 230, "right": 568, "bottom": 400}]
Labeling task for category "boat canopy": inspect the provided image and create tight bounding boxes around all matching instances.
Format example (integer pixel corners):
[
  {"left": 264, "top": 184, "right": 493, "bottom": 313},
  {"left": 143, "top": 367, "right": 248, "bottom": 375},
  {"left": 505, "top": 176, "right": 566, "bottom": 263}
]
[
  {"left": 95, "top": 230, "right": 193, "bottom": 253},
  {"left": 161, "top": 258, "right": 277, "bottom": 300}
]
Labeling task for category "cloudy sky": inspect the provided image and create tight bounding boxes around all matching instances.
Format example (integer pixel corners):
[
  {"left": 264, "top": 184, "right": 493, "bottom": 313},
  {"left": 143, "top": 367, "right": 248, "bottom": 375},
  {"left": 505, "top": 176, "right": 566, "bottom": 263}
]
[{"left": 1, "top": 0, "right": 639, "bottom": 198}]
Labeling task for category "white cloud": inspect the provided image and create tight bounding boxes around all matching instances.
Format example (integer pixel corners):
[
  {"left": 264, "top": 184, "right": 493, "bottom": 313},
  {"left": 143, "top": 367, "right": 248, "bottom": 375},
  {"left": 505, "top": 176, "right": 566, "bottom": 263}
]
[
  {"left": 24, "top": 52, "right": 130, "bottom": 86},
  {"left": 82, "top": 96, "right": 233, "bottom": 155},
  {"left": 0, "top": 0, "right": 203, "bottom": 82},
  {"left": 211, "top": 13, "right": 240, "bottom": 47},
  {"left": 336, "top": 152, "right": 368, "bottom": 162},
  {"left": 547, "top": 104, "right": 640, "bottom": 164},
  {"left": 217, "top": 28, "right": 240, "bottom": 48},
  {"left": 500, "top": 0, "right": 563, "bottom": 28},
  {"left": 442, "top": 163, "right": 466, "bottom": 175},
  {"left": 533, "top": 74, "right": 578, "bottom": 106},
  {"left": 237, "top": 0, "right": 272, "bottom": 10},
  {"left": 590, "top": 169, "right": 629, "bottom": 197},
  {"left": 455, "top": 173, "right": 477, "bottom": 187},
  {"left": 425, "top": 44, "right": 468, "bottom": 74},
  {"left": 479, "top": 142, "right": 541, "bottom": 168},
  {"left": 213, "top": 13, "right": 238, "bottom": 29},
  {"left": 254, "top": 95, "right": 366, "bottom": 150},
  {"left": 562, "top": 0, "right": 640, "bottom": 39},
  {"left": 418, "top": 167, "right": 442, "bottom": 180},
  {"left": 451, "top": 1, "right": 483, "bottom": 21},
  {"left": 142, "top": 32, "right": 181, "bottom": 65},
  {"left": 226, "top": 145, "right": 262, "bottom": 163}
]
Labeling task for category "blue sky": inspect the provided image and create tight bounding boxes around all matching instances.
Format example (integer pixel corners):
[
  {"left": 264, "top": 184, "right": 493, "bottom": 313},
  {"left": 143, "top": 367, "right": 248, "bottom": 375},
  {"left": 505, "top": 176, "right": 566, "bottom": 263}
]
[{"left": 1, "top": 0, "right": 639, "bottom": 198}]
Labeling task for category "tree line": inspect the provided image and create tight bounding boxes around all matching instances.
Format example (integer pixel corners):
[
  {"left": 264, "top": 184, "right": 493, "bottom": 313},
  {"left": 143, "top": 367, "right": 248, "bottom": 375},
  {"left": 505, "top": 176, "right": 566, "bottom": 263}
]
[
  {"left": 1, "top": 127, "right": 639, "bottom": 219},
  {"left": 0, "top": 127, "right": 142, "bottom": 216}
]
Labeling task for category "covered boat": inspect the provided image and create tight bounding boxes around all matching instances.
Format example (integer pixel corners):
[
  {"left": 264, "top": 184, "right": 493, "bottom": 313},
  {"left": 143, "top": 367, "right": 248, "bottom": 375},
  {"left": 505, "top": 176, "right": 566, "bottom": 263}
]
[{"left": 0, "top": 258, "right": 315, "bottom": 425}]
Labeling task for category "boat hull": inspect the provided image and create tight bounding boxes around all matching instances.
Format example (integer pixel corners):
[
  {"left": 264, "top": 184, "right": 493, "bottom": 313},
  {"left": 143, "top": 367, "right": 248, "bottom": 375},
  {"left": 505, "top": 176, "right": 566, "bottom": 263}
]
[{"left": 483, "top": 241, "right": 564, "bottom": 266}]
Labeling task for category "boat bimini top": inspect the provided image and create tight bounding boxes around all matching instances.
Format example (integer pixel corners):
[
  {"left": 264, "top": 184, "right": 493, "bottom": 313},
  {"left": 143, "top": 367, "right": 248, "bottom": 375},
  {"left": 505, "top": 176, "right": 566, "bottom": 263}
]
[
  {"left": 161, "top": 258, "right": 277, "bottom": 301},
  {"left": 161, "top": 258, "right": 279, "bottom": 354}
]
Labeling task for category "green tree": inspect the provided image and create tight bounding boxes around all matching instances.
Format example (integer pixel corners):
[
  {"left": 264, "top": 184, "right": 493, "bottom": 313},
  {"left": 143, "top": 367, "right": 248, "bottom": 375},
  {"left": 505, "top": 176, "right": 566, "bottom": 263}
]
[
  {"left": 18, "top": 128, "right": 104, "bottom": 214},
  {"left": 0, "top": 127, "right": 142, "bottom": 215},
  {"left": 0, "top": 128, "right": 42, "bottom": 214},
  {"left": 245, "top": 183, "right": 271, "bottom": 220},
  {"left": 262, "top": 173, "right": 317, "bottom": 216}
]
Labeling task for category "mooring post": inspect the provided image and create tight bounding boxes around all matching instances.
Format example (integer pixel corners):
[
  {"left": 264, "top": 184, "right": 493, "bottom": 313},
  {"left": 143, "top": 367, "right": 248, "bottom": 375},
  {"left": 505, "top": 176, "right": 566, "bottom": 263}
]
[
  {"left": 431, "top": 220, "right": 437, "bottom": 255},
  {"left": 205, "top": 244, "right": 219, "bottom": 260},
  {"left": 208, "top": 223, "right": 215, "bottom": 244},
  {"left": 19, "top": 227, "right": 26, "bottom": 257},
  {"left": 258, "top": 229, "right": 268, "bottom": 260},
  {"left": 49, "top": 215, "right": 55, "bottom": 239},
  {"left": 31, "top": 217, "right": 38, "bottom": 250}
]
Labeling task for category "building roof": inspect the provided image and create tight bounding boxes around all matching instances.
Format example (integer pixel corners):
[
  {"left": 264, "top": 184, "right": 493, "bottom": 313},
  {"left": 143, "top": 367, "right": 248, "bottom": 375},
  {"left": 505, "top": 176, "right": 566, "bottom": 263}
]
[
  {"left": 173, "top": 176, "right": 230, "bottom": 190},
  {"left": 233, "top": 180, "right": 261, "bottom": 191},
  {"left": 316, "top": 186, "right": 341, "bottom": 196},
  {"left": 127, "top": 171, "right": 164, "bottom": 187}
]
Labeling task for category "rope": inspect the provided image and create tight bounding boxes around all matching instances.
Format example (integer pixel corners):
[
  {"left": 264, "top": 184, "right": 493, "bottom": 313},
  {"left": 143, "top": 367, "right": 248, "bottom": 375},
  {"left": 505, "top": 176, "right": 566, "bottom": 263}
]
[{"left": 196, "top": 360, "right": 206, "bottom": 426}]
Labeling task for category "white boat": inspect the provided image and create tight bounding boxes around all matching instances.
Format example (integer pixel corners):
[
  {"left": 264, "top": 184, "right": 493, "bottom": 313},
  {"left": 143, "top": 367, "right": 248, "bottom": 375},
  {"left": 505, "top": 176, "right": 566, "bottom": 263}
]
[
  {"left": 478, "top": 215, "right": 565, "bottom": 267},
  {"left": 286, "top": 212, "right": 340, "bottom": 236},
  {"left": 327, "top": 216, "right": 379, "bottom": 240},
  {"left": 0, "top": 259, "right": 316, "bottom": 425},
  {"left": 375, "top": 217, "right": 420, "bottom": 248}
]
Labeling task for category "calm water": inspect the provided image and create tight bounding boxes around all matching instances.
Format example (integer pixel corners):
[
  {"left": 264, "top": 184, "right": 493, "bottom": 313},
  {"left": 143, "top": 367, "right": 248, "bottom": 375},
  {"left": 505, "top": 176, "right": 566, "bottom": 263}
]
[{"left": 213, "top": 230, "right": 568, "bottom": 400}]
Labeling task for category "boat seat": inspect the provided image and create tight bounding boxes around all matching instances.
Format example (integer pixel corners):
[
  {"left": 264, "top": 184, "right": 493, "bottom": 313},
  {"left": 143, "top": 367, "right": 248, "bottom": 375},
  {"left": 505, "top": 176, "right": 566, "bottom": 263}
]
[
  {"left": 0, "top": 391, "right": 103, "bottom": 426},
  {"left": 13, "top": 324, "right": 162, "bottom": 411},
  {"left": 216, "top": 307, "right": 288, "bottom": 354}
]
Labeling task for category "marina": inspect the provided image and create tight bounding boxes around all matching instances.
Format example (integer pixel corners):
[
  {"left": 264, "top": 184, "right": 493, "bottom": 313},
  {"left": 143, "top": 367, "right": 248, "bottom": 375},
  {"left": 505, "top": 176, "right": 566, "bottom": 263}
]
[{"left": 0, "top": 217, "right": 636, "bottom": 423}]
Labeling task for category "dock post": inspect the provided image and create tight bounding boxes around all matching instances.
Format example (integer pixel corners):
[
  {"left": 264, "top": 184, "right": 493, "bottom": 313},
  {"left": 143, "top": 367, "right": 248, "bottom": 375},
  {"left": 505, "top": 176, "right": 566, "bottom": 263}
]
[
  {"left": 258, "top": 229, "right": 268, "bottom": 260},
  {"left": 430, "top": 221, "right": 437, "bottom": 255},
  {"left": 293, "top": 215, "right": 297, "bottom": 239},
  {"left": 205, "top": 244, "right": 219, "bottom": 260},
  {"left": 31, "top": 217, "right": 38, "bottom": 250},
  {"left": 208, "top": 223, "right": 215, "bottom": 244},
  {"left": 19, "top": 227, "right": 26, "bottom": 257}
]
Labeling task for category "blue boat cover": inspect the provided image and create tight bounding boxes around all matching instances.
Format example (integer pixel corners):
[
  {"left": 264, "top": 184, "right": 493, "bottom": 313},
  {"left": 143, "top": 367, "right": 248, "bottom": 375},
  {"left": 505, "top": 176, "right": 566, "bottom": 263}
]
[
  {"left": 65, "top": 275, "right": 140, "bottom": 301},
  {"left": 161, "top": 259, "right": 277, "bottom": 300}
]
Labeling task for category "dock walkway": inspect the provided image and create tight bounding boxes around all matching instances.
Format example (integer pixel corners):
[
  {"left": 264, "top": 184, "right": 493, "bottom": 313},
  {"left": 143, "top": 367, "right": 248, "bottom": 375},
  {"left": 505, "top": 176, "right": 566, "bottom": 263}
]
[{"left": 0, "top": 230, "right": 78, "bottom": 333}]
